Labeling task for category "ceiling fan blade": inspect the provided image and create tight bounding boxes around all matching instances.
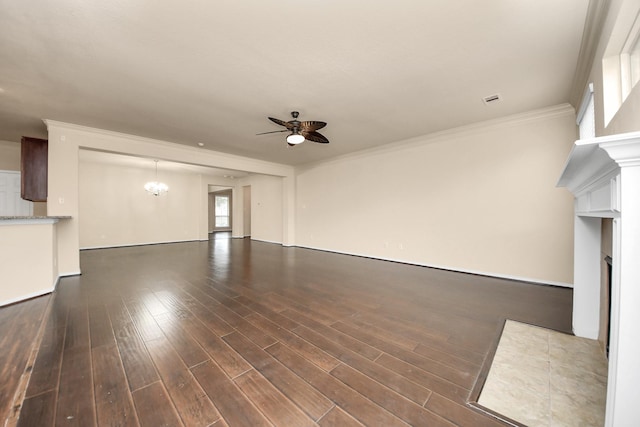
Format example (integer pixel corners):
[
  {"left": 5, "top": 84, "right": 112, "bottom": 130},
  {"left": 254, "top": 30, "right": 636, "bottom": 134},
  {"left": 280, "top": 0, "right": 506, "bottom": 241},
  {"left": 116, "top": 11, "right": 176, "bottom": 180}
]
[
  {"left": 268, "top": 117, "right": 295, "bottom": 129},
  {"left": 256, "top": 129, "right": 289, "bottom": 135},
  {"left": 299, "top": 121, "right": 327, "bottom": 131},
  {"left": 301, "top": 131, "right": 329, "bottom": 144}
]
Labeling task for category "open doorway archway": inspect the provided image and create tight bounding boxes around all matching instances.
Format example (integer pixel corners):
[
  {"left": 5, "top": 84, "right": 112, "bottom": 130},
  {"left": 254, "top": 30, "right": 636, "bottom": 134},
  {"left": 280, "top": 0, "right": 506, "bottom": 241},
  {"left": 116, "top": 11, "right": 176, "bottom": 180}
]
[{"left": 208, "top": 186, "right": 232, "bottom": 235}]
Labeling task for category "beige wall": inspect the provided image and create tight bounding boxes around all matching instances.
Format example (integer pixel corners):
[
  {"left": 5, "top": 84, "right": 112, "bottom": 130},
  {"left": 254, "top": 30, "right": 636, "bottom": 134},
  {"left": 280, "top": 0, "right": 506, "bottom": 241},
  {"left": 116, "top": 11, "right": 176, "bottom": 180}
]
[
  {"left": 79, "top": 159, "right": 204, "bottom": 248},
  {"left": 243, "top": 174, "right": 283, "bottom": 244},
  {"left": 0, "top": 140, "right": 20, "bottom": 170},
  {"left": 296, "top": 106, "right": 577, "bottom": 285},
  {"left": 78, "top": 158, "right": 287, "bottom": 248}
]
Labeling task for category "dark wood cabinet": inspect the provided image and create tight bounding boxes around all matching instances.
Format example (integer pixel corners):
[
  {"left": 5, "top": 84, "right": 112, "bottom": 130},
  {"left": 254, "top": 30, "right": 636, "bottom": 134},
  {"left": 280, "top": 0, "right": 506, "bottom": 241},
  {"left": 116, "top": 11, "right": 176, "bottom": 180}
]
[{"left": 21, "top": 136, "right": 48, "bottom": 202}]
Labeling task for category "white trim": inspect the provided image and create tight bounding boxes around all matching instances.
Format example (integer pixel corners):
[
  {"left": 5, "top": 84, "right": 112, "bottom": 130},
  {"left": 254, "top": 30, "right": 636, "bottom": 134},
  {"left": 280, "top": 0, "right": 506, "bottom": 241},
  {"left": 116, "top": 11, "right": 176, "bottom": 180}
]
[
  {"left": 80, "top": 238, "right": 201, "bottom": 250},
  {"left": 0, "top": 287, "right": 55, "bottom": 307},
  {"left": 576, "top": 82, "right": 595, "bottom": 125},
  {"left": 250, "top": 238, "right": 283, "bottom": 245},
  {"left": 569, "top": 0, "right": 611, "bottom": 107},
  {"left": 294, "top": 244, "right": 573, "bottom": 288},
  {"left": 59, "top": 271, "right": 82, "bottom": 277}
]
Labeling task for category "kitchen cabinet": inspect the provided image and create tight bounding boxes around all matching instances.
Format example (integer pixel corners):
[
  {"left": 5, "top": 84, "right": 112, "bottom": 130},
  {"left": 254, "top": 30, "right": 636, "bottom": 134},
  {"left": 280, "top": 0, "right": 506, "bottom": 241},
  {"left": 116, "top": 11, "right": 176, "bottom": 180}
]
[{"left": 20, "top": 136, "right": 48, "bottom": 202}]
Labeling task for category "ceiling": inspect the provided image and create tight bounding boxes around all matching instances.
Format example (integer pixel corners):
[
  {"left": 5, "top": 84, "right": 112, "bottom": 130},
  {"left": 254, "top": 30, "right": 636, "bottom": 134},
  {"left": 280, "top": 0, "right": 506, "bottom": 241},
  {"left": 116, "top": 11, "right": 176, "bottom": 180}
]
[{"left": 0, "top": 1, "right": 589, "bottom": 166}]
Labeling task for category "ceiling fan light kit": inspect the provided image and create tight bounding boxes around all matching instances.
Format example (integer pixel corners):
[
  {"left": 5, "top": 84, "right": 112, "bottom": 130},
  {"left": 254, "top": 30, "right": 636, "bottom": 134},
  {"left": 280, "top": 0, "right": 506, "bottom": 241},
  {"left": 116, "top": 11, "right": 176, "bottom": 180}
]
[
  {"left": 258, "top": 111, "right": 329, "bottom": 146},
  {"left": 286, "top": 131, "right": 305, "bottom": 145}
]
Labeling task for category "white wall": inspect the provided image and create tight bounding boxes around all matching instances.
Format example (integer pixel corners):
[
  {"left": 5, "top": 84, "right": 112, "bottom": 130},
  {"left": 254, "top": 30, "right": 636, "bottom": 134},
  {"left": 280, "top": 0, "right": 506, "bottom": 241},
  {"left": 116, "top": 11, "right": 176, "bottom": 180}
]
[
  {"left": 0, "top": 140, "right": 21, "bottom": 170},
  {"left": 296, "top": 105, "right": 577, "bottom": 285},
  {"left": 243, "top": 174, "right": 283, "bottom": 244},
  {"left": 243, "top": 185, "right": 251, "bottom": 237},
  {"left": 79, "top": 159, "right": 203, "bottom": 248},
  {"left": 78, "top": 156, "right": 288, "bottom": 249},
  {"left": 0, "top": 221, "right": 58, "bottom": 306}
]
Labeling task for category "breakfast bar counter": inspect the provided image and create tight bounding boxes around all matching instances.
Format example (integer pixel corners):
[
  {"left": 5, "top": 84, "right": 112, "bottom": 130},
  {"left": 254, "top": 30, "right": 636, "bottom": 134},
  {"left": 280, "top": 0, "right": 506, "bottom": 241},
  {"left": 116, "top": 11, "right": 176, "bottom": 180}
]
[{"left": 0, "top": 216, "right": 71, "bottom": 306}]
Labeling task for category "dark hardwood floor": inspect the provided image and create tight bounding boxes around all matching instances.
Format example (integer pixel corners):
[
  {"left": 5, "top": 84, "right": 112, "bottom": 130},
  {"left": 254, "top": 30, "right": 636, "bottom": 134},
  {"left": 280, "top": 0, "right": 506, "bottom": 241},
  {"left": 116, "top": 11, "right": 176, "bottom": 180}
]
[
  {"left": 0, "top": 293, "right": 50, "bottom": 425},
  {"left": 4, "top": 235, "right": 572, "bottom": 426}
]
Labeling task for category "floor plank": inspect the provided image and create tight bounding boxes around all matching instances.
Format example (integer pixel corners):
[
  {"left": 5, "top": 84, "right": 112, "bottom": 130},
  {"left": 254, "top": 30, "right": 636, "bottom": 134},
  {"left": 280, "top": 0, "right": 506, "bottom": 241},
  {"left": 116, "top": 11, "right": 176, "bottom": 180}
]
[
  {"left": 266, "top": 342, "right": 410, "bottom": 427},
  {"left": 222, "top": 331, "right": 334, "bottom": 421},
  {"left": 145, "top": 337, "right": 220, "bottom": 427},
  {"left": 234, "top": 369, "right": 316, "bottom": 427},
  {"left": 330, "top": 363, "right": 454, "bottom": 426},
  {"left": 0, "top": 296, "right": 50, "bottom": 423},
  {"left": 191, "top": 360, "right": 272, "bottom": 427},
  {"left": 16, "top": 390, "right": 56, "bottom": 427},
  {"left": 317, "top": 406, "right": 365, "bottom": 427},
  {"left": 55, "top": 346, "right": 96, "bottom": 426},
  {"left": 131, "top": 382, "right": 183, "bottom": 427},
  {"left": 111, "top": 321, "right": 160, "bottom": 392},
  {"left": 290, "top": 323, "right": 434, "bottom": 405},
  {"left": 152, "top": 312, "right": 209, "bottom": 368},
  {"left": 24, "top": 314, "right": 66, "bottom": 399},
  {"left": 92, "top": 344, "right": 139, "bottom": 426}
]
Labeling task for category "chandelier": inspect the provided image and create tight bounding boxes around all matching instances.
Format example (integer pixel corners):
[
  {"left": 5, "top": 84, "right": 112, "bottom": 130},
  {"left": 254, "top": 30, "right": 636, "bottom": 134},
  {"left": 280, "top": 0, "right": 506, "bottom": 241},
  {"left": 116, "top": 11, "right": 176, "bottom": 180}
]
[{"left": 144, "top": 160, "right": 169, "bottom": 196}]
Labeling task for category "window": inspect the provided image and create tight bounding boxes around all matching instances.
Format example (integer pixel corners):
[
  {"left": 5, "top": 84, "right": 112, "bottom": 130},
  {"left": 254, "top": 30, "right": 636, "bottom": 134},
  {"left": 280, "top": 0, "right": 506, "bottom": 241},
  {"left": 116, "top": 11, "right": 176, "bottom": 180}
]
[
  {"left": 215, "top": 194, "right": 230, "bottom": 227},
  {"left": 622, "top": 18, "right": 640, "bottom": 98},
  {"left": 602, "top": 1, "right": 640, "bottom": 125}
]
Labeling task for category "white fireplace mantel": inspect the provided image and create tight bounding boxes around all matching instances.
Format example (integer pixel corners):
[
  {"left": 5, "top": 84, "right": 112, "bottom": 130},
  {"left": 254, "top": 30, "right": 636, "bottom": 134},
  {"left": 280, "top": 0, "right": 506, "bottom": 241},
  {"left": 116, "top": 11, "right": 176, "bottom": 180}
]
[{"left": 557, "top": 130, "right": 640, "bottom": 427}]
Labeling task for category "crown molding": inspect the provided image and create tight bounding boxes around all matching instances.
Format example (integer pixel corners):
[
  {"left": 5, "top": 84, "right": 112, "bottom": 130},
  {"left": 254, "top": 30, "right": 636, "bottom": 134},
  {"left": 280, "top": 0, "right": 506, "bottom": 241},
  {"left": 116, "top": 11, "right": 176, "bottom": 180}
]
[{"left": 569, "top": 0, "right": 612, "bottom": 108}]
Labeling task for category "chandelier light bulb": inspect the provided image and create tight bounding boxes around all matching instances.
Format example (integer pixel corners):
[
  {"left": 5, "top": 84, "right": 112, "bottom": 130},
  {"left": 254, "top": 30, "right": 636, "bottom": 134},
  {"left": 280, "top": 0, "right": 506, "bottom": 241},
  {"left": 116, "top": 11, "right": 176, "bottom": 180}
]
[{"left": 144, "top": 160, "right": 169, "bottom": 196}]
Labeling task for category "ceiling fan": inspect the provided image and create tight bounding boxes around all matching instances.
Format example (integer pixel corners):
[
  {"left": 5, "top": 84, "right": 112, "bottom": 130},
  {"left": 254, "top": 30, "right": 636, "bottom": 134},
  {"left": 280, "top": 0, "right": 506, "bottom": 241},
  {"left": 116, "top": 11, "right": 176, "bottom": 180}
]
[{"left": 257, "top": 111, "right": 329, "bottom": 146}]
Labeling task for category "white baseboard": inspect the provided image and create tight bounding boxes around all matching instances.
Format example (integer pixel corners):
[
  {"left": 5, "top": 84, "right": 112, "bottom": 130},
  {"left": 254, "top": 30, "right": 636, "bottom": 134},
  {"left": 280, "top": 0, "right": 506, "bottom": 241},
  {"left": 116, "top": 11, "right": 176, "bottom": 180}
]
[
  {"left": 80, "top": 239, "right": 200, "bottom": 250},
  {"left": 250, "top": 238, "right": 283, "bottom": 245},
  {"left": 0, "top": 288, "right": 55, "bottom": 307},
  {"left": 294, "top": 244, "right": 573, "bottom": 288},
  {"left": 59, "top": 271, "right": 81, "bottom": 277}
]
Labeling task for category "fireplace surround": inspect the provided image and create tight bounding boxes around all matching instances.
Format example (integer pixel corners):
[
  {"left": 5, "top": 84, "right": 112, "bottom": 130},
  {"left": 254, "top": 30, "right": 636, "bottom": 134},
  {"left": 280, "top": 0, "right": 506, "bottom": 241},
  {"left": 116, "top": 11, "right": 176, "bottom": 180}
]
[{"left": 557, "top": 130, "right": 640, "bottom": 426}]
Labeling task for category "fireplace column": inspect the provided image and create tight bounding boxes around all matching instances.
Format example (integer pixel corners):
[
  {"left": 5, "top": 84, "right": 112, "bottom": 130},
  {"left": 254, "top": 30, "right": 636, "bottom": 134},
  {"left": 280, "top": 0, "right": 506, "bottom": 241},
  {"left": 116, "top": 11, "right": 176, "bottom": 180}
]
[
  {"left": 602, "top": 149, "right": 640, "bottom": 426},
  {"left": 558, "top": 131, "right": 640, "bottom": 426},
  {"left": 573, "top": 215, "right": 601, "bottom": 339}
]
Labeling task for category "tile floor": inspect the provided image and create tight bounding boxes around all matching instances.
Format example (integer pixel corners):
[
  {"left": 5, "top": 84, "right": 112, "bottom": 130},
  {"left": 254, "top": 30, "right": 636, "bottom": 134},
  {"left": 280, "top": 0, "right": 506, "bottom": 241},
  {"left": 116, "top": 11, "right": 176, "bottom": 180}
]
[{"left": 477, "top": 320, "right": 608, "bottom": 426}]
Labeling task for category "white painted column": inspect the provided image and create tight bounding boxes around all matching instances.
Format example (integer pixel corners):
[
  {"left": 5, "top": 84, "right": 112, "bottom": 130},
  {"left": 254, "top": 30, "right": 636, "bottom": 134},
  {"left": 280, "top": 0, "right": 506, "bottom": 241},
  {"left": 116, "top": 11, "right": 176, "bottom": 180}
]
[
  {"left": 47, "top": 129, "right": 81, "bottom": 275},
  {"left": 282, "top": 175, "right": 296, "bottom": 247},
  {"left": 572, "top": 215, "right": 601, "bottom": 339},
  {"left": 231, "top": 184, "right": 244, "bottom": 238},
  {"left": 605, "top": 164, "right": 640, "bottom": 426}
]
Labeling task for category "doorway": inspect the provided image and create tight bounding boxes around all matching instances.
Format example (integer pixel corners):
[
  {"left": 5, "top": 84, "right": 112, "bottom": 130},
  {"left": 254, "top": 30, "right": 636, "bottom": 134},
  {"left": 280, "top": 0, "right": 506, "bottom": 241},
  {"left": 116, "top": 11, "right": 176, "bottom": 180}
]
[{"left": 208, "top": 189, "right": 232, "bottom": 234}]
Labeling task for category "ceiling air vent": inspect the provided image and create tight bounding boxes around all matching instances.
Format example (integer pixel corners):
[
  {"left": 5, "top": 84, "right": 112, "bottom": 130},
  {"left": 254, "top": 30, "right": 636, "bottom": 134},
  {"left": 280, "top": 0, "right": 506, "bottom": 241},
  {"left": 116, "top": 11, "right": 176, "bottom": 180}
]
[{"left": 482, "top": 93, "right": 502, "bottom": 105}]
